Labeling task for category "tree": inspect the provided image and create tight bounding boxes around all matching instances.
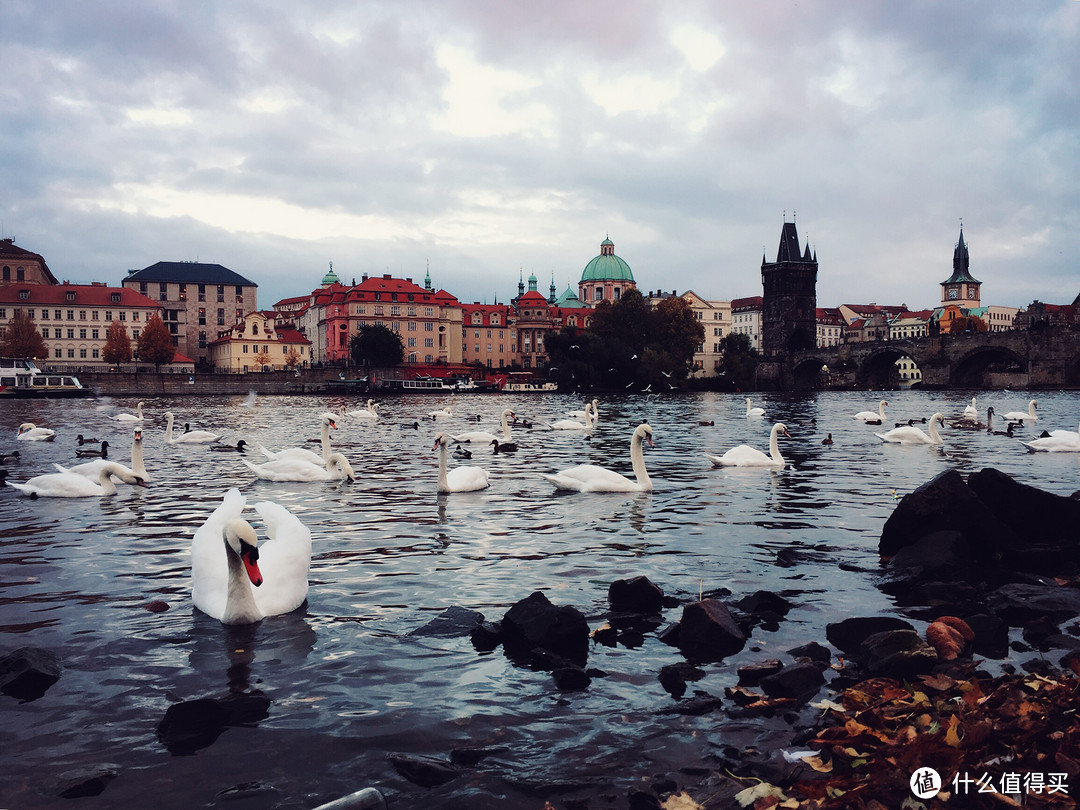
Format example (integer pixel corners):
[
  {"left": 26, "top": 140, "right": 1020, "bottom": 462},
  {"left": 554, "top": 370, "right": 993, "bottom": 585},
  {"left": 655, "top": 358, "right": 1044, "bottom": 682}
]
[
  {"left": 719, "top": 333, "right": 759, "bottom": 390},
  {"left": 0, "top": 309, "right": 48, "bottom": 360},
  {"left": 349, "top": 324, "right": 403, "bottom": 368},
  {"left": 255, "top": 349, "right": 272, "bottom": 370},
  {"left": 137, "top": 314, "right": 175, "bottom": 371},
  {"left": 284, "top": 347, "right": 301, "bottom": 369},
  {"left": 102, "top": 321, "right": 132, "bottom": 369}
]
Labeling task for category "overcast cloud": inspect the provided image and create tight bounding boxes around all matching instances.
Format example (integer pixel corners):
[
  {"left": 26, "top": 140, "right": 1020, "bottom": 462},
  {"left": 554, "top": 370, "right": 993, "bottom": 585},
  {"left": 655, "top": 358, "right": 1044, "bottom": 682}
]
[{"left": 2, "top": 1, "right": 1077, "bottom": 312}]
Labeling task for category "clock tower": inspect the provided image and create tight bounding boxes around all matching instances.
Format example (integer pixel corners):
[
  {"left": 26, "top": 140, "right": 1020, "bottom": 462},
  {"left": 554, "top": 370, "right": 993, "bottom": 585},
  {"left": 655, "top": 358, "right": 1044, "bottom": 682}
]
[{"left": 940, "top": 225, "right": 981, "bottom": 307}]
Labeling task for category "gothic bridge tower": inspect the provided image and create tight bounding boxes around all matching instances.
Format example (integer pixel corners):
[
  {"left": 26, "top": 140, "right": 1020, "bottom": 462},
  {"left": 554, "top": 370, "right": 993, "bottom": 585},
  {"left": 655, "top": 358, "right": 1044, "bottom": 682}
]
[{"left": 761, "top": 220, "right": 818, "bottom": 357}]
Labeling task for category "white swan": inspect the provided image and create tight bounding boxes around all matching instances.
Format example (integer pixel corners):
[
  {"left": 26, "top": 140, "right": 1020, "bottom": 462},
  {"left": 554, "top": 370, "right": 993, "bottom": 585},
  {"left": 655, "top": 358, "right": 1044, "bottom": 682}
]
[
  {"left": 260, "top": 413, "right": 337, "bottom": 466},
  {"left": 854, "top": 400, "right": 888, "bottom": 423},
  {"left": 706, "top": 422, "right": 790, "bottom": 468},
  {"left": 165, "top": 412, "right": 221, "bottom": 444},
  {"left": 114, "top": 401, "right": 145, "bottom": 422},
  {"left": 433, "top": 432, "right": 489, "bottom": 492},
  {"left": 541, "top": 422, "right": 654, "bottom": 492},
  {"left": 16, "top": 423, "right": 56, "bottom": 441},
  {"left": 191, "top": 488, "right": 312, "bottom": 625},
  {"left": 875, "top": 413, "right": 945, "bottom": 445},
  {"left": 1022, "top": 423, "right": 1080, "bottom": 452},
  {"left": 428, "top": 406, "right": 453, "bottom": 420},
  {"left": 451, "top": 409, "right": 515, "bottom": 443},
  {"left": 9, "top": 461, "right": 147, "bottom": 497},
  {"left": 242, "top": 452, "right": 355, "bottom": 482},
  {"left": 347, "top": 399, "right": 379, "bottom": 419},
  {"left": 745, "top": 398, "right": 766, "bottom": 418},
  {"left": 1001, "top": 399, "right": 1038, "bottom": 423},
  {"left": 568, "top": 398, "right": 599, "bottom": 420},
  {"left": 54, "top": 427, "right": 151, "bottom": 482},
  {"left": 550, "top": 404, "right": 595, "bottom": 431},
  {"left": 961, "top": 396, "right": 978, "bottom": 421}
]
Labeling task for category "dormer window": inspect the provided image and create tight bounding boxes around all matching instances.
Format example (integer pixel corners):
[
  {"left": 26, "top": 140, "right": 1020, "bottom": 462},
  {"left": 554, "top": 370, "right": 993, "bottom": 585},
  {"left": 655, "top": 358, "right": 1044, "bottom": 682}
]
[
  {"left": 18, "top": 290, "right": 29, "bottom": 300},
  {"left": 110, "top": 293, "right": 121, "bottom": 303},
  {"left": 65, "top": 291, "right": 76, "bottom": 301}
]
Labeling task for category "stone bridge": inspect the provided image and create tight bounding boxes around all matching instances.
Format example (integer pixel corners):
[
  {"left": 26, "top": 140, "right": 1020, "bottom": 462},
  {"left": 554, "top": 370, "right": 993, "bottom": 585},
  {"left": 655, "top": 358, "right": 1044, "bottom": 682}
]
[{"left": 758, "top": 327, "right": 1080, "bottom": 390}]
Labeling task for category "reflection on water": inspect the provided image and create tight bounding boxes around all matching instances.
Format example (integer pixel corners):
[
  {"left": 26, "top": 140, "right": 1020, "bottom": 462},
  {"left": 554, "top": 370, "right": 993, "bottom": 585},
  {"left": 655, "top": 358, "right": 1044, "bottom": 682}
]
[{"left": 1, "top": 390, "right": 1078, "bottom": 807}]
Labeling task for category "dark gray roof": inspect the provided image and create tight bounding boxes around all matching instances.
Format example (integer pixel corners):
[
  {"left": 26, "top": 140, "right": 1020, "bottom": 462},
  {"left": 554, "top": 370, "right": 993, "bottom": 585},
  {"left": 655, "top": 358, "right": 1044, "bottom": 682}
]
[{"left": 126, "top": 261, "right": 257, "bottom": 287}]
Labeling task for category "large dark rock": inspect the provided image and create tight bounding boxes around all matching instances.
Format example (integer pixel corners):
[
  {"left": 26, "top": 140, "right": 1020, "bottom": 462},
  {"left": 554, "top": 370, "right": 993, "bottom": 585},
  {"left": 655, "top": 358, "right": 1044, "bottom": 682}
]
[
  {"left": 879, "top": 469, "right": 1014, "bottom": 559},
  {"left": 388, "top": 753, "right": 460, "bottom": 787},
  {"left": 856, "top": 629, "right": 939, "bottom": 678},
  {"left": 156, "top": 695, "right": 271, "bottom": 755},
  {"left": 758, "top": 662, "right": 826, "bottom": 701},
  {"left": 609, "top": 576, "right": 665, "bottom": 614},
  {"left": 500, "top": 591, "right": 590, "bottom": 667},
  {"left": 0, "top": 647, "right": 61, "bottom": 702},
  {"left": 658, "top": 662, "right": 706, "bottom": 699},
  {"left": 670, "top": 599, "right": 746, "bottom": 662},
  {"left": 408, "top": 606, "right": 485, "bottom": 638},
  {"left": 826, "top": 616, "right": 915, "bottom": 654},
  {"left": 963, "top": 613, "right": 1010, "bottom": 659},
  {"left": 986, "top": 583, "right": 1080, "bottom": 624},
  {"left": 969, "top": 468, "right": 1080, "bottom": 544}
]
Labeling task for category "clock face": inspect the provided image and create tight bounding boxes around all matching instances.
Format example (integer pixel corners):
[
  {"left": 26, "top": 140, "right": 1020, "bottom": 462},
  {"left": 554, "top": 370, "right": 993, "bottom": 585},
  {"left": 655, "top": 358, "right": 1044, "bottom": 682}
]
[{"left": 948, "top": 289, "right": 958, "bottom": 300}]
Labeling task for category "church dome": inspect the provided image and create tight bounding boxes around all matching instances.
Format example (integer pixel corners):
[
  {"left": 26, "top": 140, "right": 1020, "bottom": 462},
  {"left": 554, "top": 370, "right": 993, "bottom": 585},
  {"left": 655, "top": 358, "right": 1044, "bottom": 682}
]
[
  {"left": 580, "top": 237, "right": 634, "bottom": 283},
  {"left": 321, "top": 262, "right": 340, "bottom": 286}
]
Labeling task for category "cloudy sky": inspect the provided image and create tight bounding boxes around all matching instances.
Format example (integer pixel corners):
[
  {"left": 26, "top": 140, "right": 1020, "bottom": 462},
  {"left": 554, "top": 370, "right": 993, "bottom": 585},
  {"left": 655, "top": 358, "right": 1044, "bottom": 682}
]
[{"left": 3, "top": 1, "right": 1077, "bottom": 312}]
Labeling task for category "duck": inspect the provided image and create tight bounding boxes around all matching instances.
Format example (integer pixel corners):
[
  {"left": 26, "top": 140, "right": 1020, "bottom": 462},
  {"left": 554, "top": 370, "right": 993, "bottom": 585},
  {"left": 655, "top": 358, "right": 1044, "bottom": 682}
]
[
  {"left": 1001, "top": 399, "right": 1038, "bottom": 423},
  {"left": 0, "top": 450, "right": 21, "bottom": 463},
  {"left": 165, "top": 412, "right": 221, "bottom": 444},
  {"left": 452, "top": 444, "right": 472, "bottom": 459},
  {"left": 76, "top": 434, "right": 100, "bottom": 445},
  {"left": 853, "top": 400, "right": 888, "bottom": 424},
  {"left": 511, "top": 416, "right": 534, "bottom": 428},
  {"left": 191, "top": 488, "right": 312, "bottom": 625},
  {"left": 745, "top": 398, "right": 766, "bottom": 418},
  {"left": 433, "top": 432, "right": 489, "bottom": 492},
  {"left": 17, "top": 423, "right": 56, "bottom": 442},
  {"left": 698, "top": 420, "right": 714, "bottom": 427},
  {"left": 400, "top": 421, "right": 420, "bottom": 430},
  {"left": 347, "top": 399, "right": 379, "bottom": 419},
  {"left": 210, "top": 439, "right": 248, "bottom": 452},
  {"left": 55, "top": 428, "right": 151, "bottom": 482},
  {"left": 821, "top": 433, "right": 833, "bottom": 445},
  {"left": 260, "top": 413, "right": 336, "bottom": 466},
  {"left": 114, "top": 402, "right": 145, "bottom": 423},
  {"left": 1021, "top": 423, "right": 1080, "bottom": 453},
  {"left": 541, "top": 422, "right": 654, "bottom": 492},
  {"left": 9, "top": 462, "right": 147, "bottom": 498},
  {"left": 451, "top": 409, "right": 516, "bottom": 444},
  {"left": 490, "top": 438, "right": 518, "bottom": 454},
  {"left": 706, "top": 423, "right": 791, "bottom": 468},
  {"left": 75, "top": 440, "right": 109, "bottom": 458},
  {"left": 874, "top": 413, "right": 945, "bottom": 445},
  {"left": 242, "top": 452, "right": 355, "bottom": 483}
]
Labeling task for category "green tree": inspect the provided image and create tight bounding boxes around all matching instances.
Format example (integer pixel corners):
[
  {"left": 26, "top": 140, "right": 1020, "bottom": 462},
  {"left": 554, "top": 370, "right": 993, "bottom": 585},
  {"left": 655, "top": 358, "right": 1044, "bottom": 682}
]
[
  {"left": 719, "top": 333, "right": 759, "bottom": 390},
  {"left": 0, "top": 309, "right": 48, "bottom": 359},
  {"left": 102, "top": 321, "right": 132, "bottom": 369},
  {"left": 137, "top": 314, "right": 175, "bottom": 371},
  {"left": 350, "top": 324, "right": 403, "bottom": 368},
  {"left": 651, "top": 297, "right": 705, "bottom": 381}
]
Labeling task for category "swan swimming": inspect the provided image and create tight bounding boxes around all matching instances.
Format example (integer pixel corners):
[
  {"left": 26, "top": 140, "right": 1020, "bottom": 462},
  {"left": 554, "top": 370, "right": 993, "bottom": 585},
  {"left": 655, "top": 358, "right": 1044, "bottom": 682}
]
[
  {"left": 567, "top": 398, "right": 599, "bottom": 420},
  {"left": 706, "top": 423, "right": 791, "bottom": 468},
  {"left": 874, "top": 413, "right": 945, "bottom": 445},
  {"left": 853, "top": 400, "right": 888, "bottom": 423},
  {"left": 961, "top": 396, "right": 978, "bottom": 421},
  {"left": 9, "top": 462, "right": 147, "bottom": 498},
  {"left": 347, "top": 399, "right": 379, "bottom": 419},
  {"left": 17, "top": 423, "right": 56, "bottom": 441},
  {"left": 260, "top": 413, "right": 337, "bottom": 466},
  {"left": 541, "top": 422, "right": 654, "bottom": 492},
  {"left": 451, "top": 409, "right": 515, "bottom": 444},
  {"left": 745, "top": 398, "right": 766, "bottom": 418},
  {"left": 242, "top": 452, "right": 355, "bottom": 482},
  {"left": 433, "top": 432, "right": 490, "bottom": 492},
  {"left": 1021, "top": 423, "right": 1080, "bottom": 452},
  {"left": 114, "top": 402, "right": 145, "bottom": 422},
  {"left": 165, "top": 412, "right": 221, "bottom": 444},
  {"left": 191, "top": 488, "right": 312, "bottom": 625},
  {"left": 550, "top": 403, "right": 595, "bottom": 431},
  {"left": 1001, "top": 399, "right": 1038, "bottom": 423},
  {"left": 55, "top": 428, "right": 150, "bottom": 482}
]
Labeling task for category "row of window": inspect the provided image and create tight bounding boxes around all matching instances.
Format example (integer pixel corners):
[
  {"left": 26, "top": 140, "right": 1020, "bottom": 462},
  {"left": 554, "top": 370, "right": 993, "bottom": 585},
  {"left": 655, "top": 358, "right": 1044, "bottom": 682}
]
[
  {"left": 0, "top": 307, "right": 141, "bottom": 322},
  {"left": 40, "top": 327, "right": 141, "bottom": 341},
  {"left": 138, "top": 282, "right": 245, "bottom": 303}
]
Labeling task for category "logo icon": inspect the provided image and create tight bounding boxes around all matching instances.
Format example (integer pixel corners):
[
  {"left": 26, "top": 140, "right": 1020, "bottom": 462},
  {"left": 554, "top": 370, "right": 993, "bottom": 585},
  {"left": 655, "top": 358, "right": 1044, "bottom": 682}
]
[{"left": 911, "top": 767, "right": 942, "bottom": 799}]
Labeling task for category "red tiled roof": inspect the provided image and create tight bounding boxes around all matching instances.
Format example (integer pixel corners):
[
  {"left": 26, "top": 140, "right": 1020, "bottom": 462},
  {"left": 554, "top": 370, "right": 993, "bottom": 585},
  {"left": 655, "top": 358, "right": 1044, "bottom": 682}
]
[
  {"left": 731, "top": 296, "right": 763, "bottom": 310},
  {"left": 0, "top": 283, "right": 158, "bottom": 308}
]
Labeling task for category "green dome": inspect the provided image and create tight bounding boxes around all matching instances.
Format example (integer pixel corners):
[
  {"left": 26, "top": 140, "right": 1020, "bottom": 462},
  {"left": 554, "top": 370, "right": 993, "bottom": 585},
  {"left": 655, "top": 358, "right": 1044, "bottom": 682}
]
[{"left": 580, "top": 237, "right": 634, "bottom": 282}]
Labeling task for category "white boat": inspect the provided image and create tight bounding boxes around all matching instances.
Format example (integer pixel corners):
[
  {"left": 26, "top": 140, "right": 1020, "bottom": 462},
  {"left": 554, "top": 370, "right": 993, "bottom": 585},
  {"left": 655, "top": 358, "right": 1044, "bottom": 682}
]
[
  {"left": 0, "top": 357, "right": 90, "bottom": 398},
  {"left": 500, "top": 372, "right": 557, "bottom": 393}
]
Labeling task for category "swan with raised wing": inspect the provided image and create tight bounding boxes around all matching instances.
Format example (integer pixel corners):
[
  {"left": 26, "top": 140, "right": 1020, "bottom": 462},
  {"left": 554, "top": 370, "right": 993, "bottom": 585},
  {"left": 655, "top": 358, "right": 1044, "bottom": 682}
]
[
  {"left": 854, "top": 400, "right": 888, "bottom": 424},
  {"left": 191, "top": 488, "right": 312, "bottom": 625},
  {"left": 17, "top": 423, "right": 56, "bottom": 441},
  {"left": 451, "top": 409, "right": 515, "bottom": 444},
  {"left": 114, "top": 402, "right": 145, "bottom": 423},
  {"left": 706, "top": 423, "right": 791, "bottom": 468},
  {"left": 433, "top": 432, "right": 489, "bottom": 492},
  {"left": 745, "top": 398, "right": 766, "bottom": 418},
  {"left": 874, "top": 413, "right": 945, "bottom": 445},
  {"left": 541, "top": 422, "right": 654, "bottom": 492},
  {"left": 1001, "top": 399, "right": 1038, "bottom": 423},
  {"left": 9, "top": 462, "right": 147, "bottom": 498},
  {"left": 242, "top": 452, "right": 355, "bottom": 482},
  {"left": 1022, "top": 423, "right": 1080, "bottom": 452},
  {"left": 260, "top": 413, "right": 336, "bottom": 466},
  {"left": 165, "top": 412, "right": 221, "bottom": 444}
]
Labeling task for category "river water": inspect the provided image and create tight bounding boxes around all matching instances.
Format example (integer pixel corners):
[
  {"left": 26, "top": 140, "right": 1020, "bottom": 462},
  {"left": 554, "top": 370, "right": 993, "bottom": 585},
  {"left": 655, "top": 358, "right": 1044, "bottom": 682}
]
[{"left": 1, "top": 389, "right": 1078, "bottom": 809}]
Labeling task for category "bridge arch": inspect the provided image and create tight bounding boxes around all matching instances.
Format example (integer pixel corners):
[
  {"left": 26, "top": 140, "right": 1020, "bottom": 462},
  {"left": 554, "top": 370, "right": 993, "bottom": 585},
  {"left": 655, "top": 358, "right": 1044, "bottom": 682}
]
[
  {"left": 950, "top": 345, "right": 1026, "bottom": 387},
  {"left": 856, "top": 345, "right": 921, "bottom": 388}
]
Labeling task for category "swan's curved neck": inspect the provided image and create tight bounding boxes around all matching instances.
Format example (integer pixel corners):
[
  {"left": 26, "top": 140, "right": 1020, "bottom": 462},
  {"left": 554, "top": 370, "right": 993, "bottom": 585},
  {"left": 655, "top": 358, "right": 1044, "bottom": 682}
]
[
  {"left": 320, "top": 421, "right": 332, "bottom": 461},
  {"left": 132, "top": 439, "right": 146, "bottom": 477},
  {"left": 165, "top": 414, "right": 174, "bottom": 442},
  {"left": 928, "top": 418, "right": 942, "bottom": 442},
  {"left": 436, "top": 441, "right": 450, "bottom": 493},
  {"left": 584, "top": 407, "right": 594, "bottom": 430},
  {"left": 769, "top": 428, "right": 785, "bottom": 464},
  {"left": 97, "top": 467, "right": 119, "bottom": 495},
  {"left": 222, "top": 537, "right": 261, "bottom": 625},
  {"left": 631, "top": 433, "right": 651, "bottom": 489},
  {"left": 878, "top": 403, "right": 887, "bottom": 419},
  {"left": 501, "top": 411, "right": 512, "bottom": 440}
]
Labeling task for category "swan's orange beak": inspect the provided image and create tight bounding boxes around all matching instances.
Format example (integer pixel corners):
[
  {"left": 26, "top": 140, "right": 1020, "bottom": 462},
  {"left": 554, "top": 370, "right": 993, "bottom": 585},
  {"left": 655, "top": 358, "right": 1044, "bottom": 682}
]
[
  {"left": 329, "top": 419, "right": 338, "bottom": 429},
  {"left": 240, "top": 542, "right": 263, "bottom": 587}
]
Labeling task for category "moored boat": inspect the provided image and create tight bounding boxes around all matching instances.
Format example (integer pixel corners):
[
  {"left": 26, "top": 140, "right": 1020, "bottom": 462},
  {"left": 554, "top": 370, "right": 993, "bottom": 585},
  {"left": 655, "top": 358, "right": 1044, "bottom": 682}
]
[{"left": 0, "top": 357, "right": 91, "bottom": 398}]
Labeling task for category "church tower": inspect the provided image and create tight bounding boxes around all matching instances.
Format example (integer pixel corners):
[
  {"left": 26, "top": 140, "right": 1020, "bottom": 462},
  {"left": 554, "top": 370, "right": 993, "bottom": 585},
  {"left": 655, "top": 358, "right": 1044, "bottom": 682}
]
[
  {"left": 940, "top": 225, "right": 981, "bottom": 307},
  {"left": 761, "top": 220, "right": 818, "bottom": 356}
]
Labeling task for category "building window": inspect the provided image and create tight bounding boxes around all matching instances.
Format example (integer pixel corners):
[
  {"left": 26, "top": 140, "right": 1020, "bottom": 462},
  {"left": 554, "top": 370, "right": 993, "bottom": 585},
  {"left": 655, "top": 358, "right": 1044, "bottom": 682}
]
[
  {"left": 119, "top": 312, "right": 126, "bottom": 321},
  {"left": 110, "top": 293, "right": 120, "bottom": 303},
  {"left": 65, "top": 291, "right": 76, "bottom": 302},
  {"left": 179, "top": 284, "right": 187, "bottom": 301},
  {"left": 92, "top": 329, "right": 99, "bottom": 339},
  {"left": 199, "top": 308, "right": 206, "bottom": 325},
  {"left": 67, "top": 328, "right": 75, "bottom": 339},
  {"left": 140, "top": 282, "right": 148, "bottom": 295},
  {"left": 198, "top": 284, "right": 206, "bottom": 302},
  {"left": 79, "top": 329, "right": 87, "bottom": 339},
  {"left": 198, "top": 332, "right": 206, "bottom": 348},
  {"left": 217, "top": 309, "right": 225, "bottom": 326},
  {"left": 217, "top": 286, "right": 225, "bottom": 302}
]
